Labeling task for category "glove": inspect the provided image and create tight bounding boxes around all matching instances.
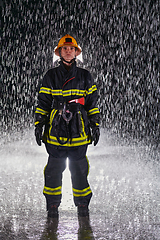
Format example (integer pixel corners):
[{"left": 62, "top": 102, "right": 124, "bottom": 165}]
[
  {"left": 92, "top": 126, "right": 100, "bottom": 146},
  {"left": 35, "top": 126, "right": 43, "bottom": 146},
  {"left": 35, "top": 113, "right": 47, "bottom": 146}
]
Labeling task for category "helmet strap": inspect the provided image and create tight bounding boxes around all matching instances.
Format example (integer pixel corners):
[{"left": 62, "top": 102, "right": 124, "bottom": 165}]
[
  {"left": 61, "top": 57, "right": 76, "bottom": 64},
  {"left": 59, "top": 48, "right": 76, "bottom": 64}
]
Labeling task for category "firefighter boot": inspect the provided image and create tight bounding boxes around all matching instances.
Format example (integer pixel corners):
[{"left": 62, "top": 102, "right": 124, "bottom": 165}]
[
  {"left": 77, "top": 205, "right": 89, "bottom": 217},
  {"left": 48, "top": 205, "right": 59, "bottom": 218}
]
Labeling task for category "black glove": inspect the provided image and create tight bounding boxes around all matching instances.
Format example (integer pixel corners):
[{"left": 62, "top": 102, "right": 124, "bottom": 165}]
[
  {"left": 35, "top": 113, "right": 48, "bottom": 146},
  {"left": 35, "top": 126, "right": 43, "bottom": 146},
  {"left": 92, "top": 126, "right": 100, "bottom": 146}
]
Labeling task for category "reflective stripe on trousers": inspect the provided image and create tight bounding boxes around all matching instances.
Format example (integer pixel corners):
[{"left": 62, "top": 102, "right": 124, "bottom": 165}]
[{"left": 72, "top": 186, "right": 92, "bottom": 197}]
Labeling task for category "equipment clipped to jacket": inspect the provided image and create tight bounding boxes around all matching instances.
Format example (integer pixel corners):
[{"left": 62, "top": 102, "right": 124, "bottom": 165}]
[{"left": 52, "top": 98, "right": 84, "bottom": 145}]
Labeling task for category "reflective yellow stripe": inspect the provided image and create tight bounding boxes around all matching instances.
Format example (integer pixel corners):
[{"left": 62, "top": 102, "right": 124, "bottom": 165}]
[
  {"left": 88, "top": 108, "right": 100, "bottom": 116},
  {"left": 43, "top": 186, "right": 62, "bottom": 195},
  {"left": 86, "top": 85, "right": 97, "bottom": 95},
  {"left": 50, "top": 109, "right": 57, "bottom": 124},
  {"left": 52, "top": 89, "right": 63, "bottom": 96},
  {"left": 35, "top": 121, "right": 40, "bottom": 126},
  {"left": 43, "top": 134, "right": 91, "bottom": 147},
  {"left": 62, "top": 89, "right": 85, "bottom": 97},
  {"left": 73, "top": 186, "right": 92, "bottom": 197},
  {"left": 35, "top": 107, "right": 49, "bottom": 115},
  {"left": 40, "top": 87, "right": 62, "bottom": 95},
  {"left": 39, "top": 87, "right": 86, "bottom": 97},
  {"left": 86, "top": 156, "right": 90, "bottom": 176},
  {"left": 39, "top": 87, "right": 52, "bottom": 94},
  {"left": 79, "top": 111, "right": 87, "bottom": 138},
  {"left": 49, "top": 109, "right": 57, "bottom": 136},
  {"left": 39, "top": 84, "right": 97, "bottom": 97},
  {"left": 43, "top": 165, "right": 47, "bottom": 175}
]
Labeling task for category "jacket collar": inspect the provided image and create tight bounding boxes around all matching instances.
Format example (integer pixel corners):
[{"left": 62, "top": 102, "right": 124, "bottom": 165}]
[{"left": 59, "top": 60, "right": 76, "bottom": 74}]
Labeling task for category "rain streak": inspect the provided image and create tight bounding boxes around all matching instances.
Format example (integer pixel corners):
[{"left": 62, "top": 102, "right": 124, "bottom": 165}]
[{"left": 1, "top": 0, "right": 160, "bottom": 239}]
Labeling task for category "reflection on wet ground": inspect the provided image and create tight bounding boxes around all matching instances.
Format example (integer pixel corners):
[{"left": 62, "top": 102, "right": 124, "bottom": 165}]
[
  {"left": 40, "top": 216, "right": 95, "bottom": 240},
  {"left": 0, "top": 129, "right": 160, "bottom": 239},
  {"left": 41, "top": 218, "right": 59, "bottom": 240},
  {"left": 78, "top": 216, "right": 95, "bottom": 240}
]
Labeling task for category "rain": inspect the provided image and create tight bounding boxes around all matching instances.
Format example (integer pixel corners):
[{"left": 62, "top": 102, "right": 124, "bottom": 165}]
[{"left": 1, "top": 0, "right": 160, "bottom": 239}]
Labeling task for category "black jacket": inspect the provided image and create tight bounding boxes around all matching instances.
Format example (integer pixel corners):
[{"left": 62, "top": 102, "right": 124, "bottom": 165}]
[{"left": 35, "top": 61, "right": 100, "bottom": 147}]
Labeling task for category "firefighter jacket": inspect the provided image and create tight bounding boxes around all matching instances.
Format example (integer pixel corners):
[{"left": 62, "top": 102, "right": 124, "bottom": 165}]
[{"left": 35, "top": 61, "right": 100, "bottom": 147}]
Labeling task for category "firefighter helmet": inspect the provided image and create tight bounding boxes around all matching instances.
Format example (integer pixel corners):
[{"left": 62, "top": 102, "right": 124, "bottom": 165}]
[{"left": 54, "top": 34, "right": 82, "bottom": 57}]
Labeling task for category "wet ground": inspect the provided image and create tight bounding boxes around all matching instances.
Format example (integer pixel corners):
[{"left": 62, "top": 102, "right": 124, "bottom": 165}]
[{"left": 0, "top": 128, "right": 160, "bottom": 239}]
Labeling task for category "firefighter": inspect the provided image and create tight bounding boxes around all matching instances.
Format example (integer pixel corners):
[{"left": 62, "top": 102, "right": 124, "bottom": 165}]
[{"left": 35, "top": 34, "right": 100, "bottom": 218}]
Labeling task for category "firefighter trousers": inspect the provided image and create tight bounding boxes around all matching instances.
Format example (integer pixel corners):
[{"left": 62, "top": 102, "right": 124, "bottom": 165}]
[{"left": 43, "top": 143, "right": 92, "bottom": 210}]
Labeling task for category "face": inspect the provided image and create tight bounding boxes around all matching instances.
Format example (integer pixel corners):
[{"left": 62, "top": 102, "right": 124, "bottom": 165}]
[{"left": 61, "top": 46, "right": 76, "bottom": 64}]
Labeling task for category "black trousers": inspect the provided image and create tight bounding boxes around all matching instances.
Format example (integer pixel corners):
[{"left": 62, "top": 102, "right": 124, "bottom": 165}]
[{"left": 44, "top": 144, "right": 92, "bottom": 210}]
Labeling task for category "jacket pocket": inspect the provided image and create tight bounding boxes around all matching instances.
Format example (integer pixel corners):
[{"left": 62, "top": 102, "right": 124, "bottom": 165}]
[{"left": 70, "top": 111, "right": 87, "bottom": 138}]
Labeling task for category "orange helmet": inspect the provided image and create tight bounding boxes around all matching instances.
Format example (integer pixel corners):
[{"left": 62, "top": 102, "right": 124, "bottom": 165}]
[{"left": 54, "top": 34, "right": 81, "bottom": 57}]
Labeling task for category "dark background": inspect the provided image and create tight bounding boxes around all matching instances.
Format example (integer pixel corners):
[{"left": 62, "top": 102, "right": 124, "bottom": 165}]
[{"left": 1, "top": 0, "right": 159, "bottom": 145}]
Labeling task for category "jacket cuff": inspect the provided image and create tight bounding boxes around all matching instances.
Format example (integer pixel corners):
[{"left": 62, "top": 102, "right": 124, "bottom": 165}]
[{"left": 35, "top": 113, "right": 47, "bottom": 127}]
